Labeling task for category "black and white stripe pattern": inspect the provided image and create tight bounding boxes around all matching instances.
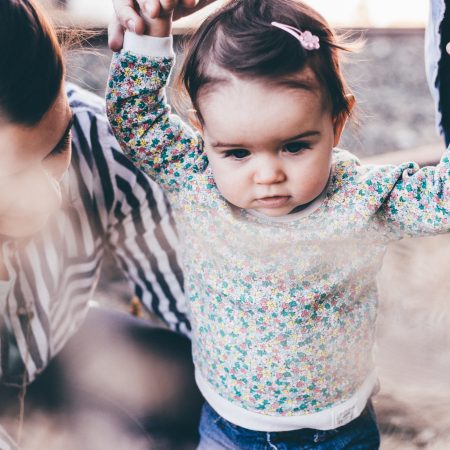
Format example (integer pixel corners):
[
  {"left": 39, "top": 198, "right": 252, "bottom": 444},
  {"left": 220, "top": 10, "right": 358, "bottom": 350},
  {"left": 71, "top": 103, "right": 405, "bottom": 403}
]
[
  {"left": 0, "top": 84, "right": 190, "bottom": 385},
  {"left": 0, "top": 427, "right": 18, "bottom": 450}
]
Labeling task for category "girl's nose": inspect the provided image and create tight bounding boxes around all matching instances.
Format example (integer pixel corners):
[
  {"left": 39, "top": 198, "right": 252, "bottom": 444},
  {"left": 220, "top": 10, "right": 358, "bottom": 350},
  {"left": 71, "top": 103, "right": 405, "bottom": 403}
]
[{"left": 254, "top": 160, "right": 286, "bottom": 185}]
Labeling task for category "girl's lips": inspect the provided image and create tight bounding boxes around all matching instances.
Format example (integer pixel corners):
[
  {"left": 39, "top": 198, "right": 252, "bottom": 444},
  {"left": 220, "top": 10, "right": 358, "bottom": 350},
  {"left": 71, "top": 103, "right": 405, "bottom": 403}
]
[{"left": 256, "top": 196, "right": 291, "bottom": 208}]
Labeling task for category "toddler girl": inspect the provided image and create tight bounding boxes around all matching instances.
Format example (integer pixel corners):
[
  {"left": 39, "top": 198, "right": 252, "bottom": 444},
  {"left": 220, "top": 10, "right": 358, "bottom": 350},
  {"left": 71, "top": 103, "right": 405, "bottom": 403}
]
[{"left": 106, "top": 0, "right": 450, "bottom": 448}]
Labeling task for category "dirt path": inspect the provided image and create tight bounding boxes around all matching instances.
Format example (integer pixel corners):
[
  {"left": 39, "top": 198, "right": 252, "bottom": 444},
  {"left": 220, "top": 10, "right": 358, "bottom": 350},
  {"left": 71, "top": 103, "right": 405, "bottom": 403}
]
[{"left": 376, "top": 235, "right": 450, "bottom": 449}]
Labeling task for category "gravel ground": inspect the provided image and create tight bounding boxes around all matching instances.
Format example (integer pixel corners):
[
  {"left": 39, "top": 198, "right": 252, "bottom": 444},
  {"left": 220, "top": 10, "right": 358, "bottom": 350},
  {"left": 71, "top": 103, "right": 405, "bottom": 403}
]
[{"left": 65, "top": 29, "right": 450, "bottom": 450}]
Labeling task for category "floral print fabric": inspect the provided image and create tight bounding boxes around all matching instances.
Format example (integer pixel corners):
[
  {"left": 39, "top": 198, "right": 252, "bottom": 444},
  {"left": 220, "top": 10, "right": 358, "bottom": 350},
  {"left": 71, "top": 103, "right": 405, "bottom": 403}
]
[{"left": 107, "top": 51, "right": 450, "bottom": 416}]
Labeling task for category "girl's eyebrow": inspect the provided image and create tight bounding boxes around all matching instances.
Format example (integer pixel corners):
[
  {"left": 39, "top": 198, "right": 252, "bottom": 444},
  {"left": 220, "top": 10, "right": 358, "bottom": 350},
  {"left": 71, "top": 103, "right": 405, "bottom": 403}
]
[
  {"left": 211, "top": 131, "right": 320, "bottom": 149},
  {"left": 282, "top": 130, "right": 321, "bottom": 142},
  {"left": 211, "top": 141, "right": 246, "bottom": 149},
  {"left": 46, "top": 115, "right": 74, "bottom": 157}
]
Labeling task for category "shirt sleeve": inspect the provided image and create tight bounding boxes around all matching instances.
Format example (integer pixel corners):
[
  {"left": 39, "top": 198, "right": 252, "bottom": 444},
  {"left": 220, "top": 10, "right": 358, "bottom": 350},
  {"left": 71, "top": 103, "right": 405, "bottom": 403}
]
[
  {"left": 0, "top": 269, "right": 19, "bottom": 382},
  {"left": 79, "top": 104, "right": 191, "bottom": 335},
  {"left": 106, "top": 161, "right": 191, "bottom": 335},
  {"left": 0, "top": 426, "right": 20, "bottom": 450},
  {"left": 66, "top": 86, "right": 191, "bottom": 334},
  {"left": 0, "top": 280, "right": 11, "bottom": 314},
  {"left": 377, "top": 147, "right": 450, "bottom": 237},
  {"left": 106, "top": 34, "right": 207, "bottom": 194}
]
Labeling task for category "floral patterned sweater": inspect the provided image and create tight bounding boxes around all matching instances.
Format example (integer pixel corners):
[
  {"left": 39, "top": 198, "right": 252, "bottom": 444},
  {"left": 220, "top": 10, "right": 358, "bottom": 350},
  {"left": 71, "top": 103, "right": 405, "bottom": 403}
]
[{"left": 106, "top": 39, "right": 450, "bottom": 431}]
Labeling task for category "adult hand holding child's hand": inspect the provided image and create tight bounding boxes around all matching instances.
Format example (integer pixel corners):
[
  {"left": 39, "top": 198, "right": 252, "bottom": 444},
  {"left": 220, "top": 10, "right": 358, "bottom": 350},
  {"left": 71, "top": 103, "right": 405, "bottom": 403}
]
[{"left": 109, "top": 0, "right": 215, "bottom": 50}]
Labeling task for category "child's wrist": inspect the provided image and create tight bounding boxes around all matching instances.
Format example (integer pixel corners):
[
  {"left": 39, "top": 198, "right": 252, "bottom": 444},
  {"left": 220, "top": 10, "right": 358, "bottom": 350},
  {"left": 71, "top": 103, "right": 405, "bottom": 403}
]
[
  {"left": 123, "top": 31, "right": 174, "bottom": 58},
  {"left": 143, "top": 15, "right": 173, "bottom": 37}
]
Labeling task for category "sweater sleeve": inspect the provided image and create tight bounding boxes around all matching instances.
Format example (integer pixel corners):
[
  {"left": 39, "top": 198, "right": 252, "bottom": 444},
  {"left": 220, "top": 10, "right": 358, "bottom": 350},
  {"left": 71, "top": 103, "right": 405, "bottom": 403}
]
[
  {"left": 106, "top": 35, "right": 207, "bottom": 194},
  {"left": 377, "top": 147, "right": 450, "bottom": 237}
]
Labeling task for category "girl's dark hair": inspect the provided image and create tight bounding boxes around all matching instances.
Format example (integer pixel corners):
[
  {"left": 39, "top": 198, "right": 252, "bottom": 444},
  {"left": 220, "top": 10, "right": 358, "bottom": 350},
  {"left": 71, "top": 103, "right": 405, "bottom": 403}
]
[
  {"left": 0, "top": 0, "right": 64, "bottom": 126},
  {"left": 178, "top": 0, "right": 355, "bottom": 121}
]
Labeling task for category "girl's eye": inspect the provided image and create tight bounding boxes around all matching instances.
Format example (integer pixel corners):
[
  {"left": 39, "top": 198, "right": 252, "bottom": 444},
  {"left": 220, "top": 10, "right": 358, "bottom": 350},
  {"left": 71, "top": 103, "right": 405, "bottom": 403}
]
[
  {"left": 283, "top": 142, "right": 310, "bottom": 154},
  {"left": 224, "top": 149, "right": 250, "bottom": 159}
]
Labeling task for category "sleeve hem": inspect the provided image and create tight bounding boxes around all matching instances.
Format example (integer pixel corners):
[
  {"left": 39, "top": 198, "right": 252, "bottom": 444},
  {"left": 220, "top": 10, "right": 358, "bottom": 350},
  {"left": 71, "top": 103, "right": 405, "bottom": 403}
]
[{"left": 123, "top": 31, "right": 175, "bottom": 58}]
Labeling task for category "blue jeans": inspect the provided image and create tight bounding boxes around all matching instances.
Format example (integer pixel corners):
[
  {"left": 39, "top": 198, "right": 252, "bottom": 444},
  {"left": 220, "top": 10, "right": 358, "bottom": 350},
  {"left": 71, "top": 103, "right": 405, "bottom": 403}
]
[{"left": 197, "top": 402, "right": 380, "bottom": 450}]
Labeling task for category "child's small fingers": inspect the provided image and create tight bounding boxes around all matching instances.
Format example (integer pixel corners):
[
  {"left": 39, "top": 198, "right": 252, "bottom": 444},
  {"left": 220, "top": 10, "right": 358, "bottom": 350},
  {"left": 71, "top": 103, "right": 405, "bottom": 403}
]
[{"left": 108, "top": 17, "right": 125, "bottom": 51}]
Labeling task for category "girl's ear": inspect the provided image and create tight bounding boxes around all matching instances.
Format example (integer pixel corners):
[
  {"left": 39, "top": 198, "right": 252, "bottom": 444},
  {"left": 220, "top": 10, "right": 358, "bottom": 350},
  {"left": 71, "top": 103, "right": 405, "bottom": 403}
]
[
  {"left": 333, "top": 94, "right": 355, "bottom": 147},
  {"left": 187, "top": 108, "right": 203, "bottom": 133}
]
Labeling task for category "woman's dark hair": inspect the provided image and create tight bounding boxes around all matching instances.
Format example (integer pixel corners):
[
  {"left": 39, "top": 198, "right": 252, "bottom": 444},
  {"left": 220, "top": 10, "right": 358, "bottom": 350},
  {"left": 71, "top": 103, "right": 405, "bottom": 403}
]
[
  {"left": 178, "top": 0, "right": 356, "bottom": 122},
  {"left": 0, "top": 0, "right": 64, "bottom": 126}
]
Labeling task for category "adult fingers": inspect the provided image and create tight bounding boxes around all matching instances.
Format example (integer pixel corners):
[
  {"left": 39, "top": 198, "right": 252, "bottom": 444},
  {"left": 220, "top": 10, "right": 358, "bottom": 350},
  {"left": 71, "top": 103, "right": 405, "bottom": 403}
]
[
  {"left": 108, "top": 16, "right": 125, "bottom": 52},
  {"left": 112, "top": 0, "right": 146, "bottom": 34},
  {"left": 173, "top": 0, "right": 216, "bottom": 21},
  {"left": 180, "top": 0, "right": 199, "bottom": 8},
  {"left": 136, "top": 0, "right": 161, "bottom": 20}
]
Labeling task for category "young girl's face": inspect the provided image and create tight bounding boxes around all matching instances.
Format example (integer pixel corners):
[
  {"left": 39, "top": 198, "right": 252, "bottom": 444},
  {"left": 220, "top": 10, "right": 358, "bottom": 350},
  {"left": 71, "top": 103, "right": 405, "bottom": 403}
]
[{"left": 198, "top": 71, "right": 348, "bottom": 217}]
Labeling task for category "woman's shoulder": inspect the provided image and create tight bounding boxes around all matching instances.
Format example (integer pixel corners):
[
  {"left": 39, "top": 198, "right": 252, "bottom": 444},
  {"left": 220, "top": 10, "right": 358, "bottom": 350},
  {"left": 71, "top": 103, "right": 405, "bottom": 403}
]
[
  {"left": 66, "top": 83, "right": 118, "bottom": 171},
  {"left": 66, "top": 82, "right": 105, "bottom": 116},
  {"left": 66, "top": 82, "right": 122, "bottom": 164}
]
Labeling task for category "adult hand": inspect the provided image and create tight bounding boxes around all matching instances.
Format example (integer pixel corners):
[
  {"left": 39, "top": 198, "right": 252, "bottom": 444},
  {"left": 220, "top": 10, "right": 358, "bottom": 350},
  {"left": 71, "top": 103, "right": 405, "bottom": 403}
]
[
  {"left": 108, "top": 0, "right": 217, "bottom": 51},
  {"left": 172, "top": 0, "right": 217, "bottom": 20}
]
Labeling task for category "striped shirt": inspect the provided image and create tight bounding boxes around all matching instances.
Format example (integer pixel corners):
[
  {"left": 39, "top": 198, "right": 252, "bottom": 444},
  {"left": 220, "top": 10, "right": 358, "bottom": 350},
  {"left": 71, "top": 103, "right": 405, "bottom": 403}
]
[{"left": 0, "top": 83, "right": 190, "bottom": 389}]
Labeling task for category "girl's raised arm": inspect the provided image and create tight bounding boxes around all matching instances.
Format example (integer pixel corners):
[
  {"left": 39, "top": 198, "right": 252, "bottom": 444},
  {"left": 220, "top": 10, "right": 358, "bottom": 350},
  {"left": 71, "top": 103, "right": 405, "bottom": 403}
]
[
  {"left": 106, "top": 0, "right": 206, "bottom": 193},
  {"left": 108, "top": 0, "right": 216, "bottom": 51}
]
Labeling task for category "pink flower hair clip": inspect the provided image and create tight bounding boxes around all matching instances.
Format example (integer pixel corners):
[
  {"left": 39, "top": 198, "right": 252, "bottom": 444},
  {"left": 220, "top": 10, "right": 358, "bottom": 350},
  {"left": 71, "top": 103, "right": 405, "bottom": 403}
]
[{"left": 271, "top": 22, "right": 320, "bottom": 51}]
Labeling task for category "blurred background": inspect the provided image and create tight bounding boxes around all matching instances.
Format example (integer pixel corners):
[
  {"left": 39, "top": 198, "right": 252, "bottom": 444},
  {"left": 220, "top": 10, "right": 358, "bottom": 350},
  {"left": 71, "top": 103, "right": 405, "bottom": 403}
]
[
  {"left": 29, "top": 1, "right": 450, "bottom": 449},
  {"left": 40, "top": 0, "right": 430, "bottom": 27},
  {"left": 43, "top": 0, "right": 444, "bottom": 161}
]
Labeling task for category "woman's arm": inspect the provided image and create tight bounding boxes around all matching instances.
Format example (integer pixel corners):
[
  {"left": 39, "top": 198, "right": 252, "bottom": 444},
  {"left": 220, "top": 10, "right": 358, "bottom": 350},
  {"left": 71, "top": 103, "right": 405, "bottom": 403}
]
[
  {"left": 105, "top": 150, "right": 191, "bottom": 335},
  {"left": 67, "top": 86, "right": 191, "bottom": 333},
  {"left": 0, "top": 252, "right": 8, "bottom": 281},
  {"left": 0, "top": 427, "right": 18, "bottom": 450},
  {"left": 0, "top": 246, "right": 17, "bottom": 450}
]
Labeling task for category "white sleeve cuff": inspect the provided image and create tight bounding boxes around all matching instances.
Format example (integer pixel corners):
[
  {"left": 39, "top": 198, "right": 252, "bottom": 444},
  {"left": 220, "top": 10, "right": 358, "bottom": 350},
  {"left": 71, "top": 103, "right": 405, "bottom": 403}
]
[{"left": 123, "top": 31, "right": 175, "bottom": 58}]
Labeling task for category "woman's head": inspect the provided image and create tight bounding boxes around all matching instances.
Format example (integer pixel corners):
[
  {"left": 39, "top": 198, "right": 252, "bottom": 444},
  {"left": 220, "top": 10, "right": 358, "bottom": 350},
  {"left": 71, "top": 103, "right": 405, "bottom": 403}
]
[
  {"left": 0, "top": 0, "right": 72, "bottom": 238},
  {"left": 178, "top": 0, "right": 355, "bottom": 216},
  {"left": 0, "top": 0, "right": 65, "bottom": 125}
]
